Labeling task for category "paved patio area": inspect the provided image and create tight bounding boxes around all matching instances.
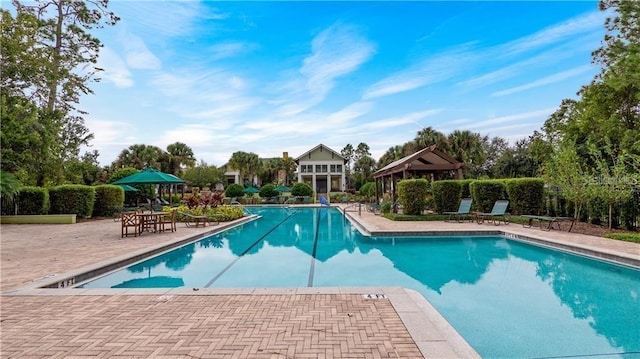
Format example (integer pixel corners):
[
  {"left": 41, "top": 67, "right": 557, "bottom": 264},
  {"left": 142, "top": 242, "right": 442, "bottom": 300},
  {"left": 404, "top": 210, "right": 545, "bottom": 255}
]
[{"left": 1, "top": 205, "right": 638, "bottom": 358}]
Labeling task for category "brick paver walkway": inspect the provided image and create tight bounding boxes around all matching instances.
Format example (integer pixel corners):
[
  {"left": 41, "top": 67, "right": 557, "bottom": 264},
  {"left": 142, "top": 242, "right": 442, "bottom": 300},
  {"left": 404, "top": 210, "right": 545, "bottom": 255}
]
[{"left": 1, "top": 294, "right": 422, "bottom": 358}]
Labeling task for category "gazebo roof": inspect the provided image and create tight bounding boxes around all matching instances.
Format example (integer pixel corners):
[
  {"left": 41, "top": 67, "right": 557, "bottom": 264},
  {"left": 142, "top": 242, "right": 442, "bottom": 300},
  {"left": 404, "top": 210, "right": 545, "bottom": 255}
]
[{"left": 373, "top": 145, "right": 463, "bottom": 178}]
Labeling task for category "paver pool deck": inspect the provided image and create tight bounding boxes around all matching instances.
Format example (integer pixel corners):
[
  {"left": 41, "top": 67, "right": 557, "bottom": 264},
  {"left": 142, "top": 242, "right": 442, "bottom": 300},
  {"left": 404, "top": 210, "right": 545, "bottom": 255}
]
[{"left": 1, "top": 205, "right": 638, "bottom": 358}]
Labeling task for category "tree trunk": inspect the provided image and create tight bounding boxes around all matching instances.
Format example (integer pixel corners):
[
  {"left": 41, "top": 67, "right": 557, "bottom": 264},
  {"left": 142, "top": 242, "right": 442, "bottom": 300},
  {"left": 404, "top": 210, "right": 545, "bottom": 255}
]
[{"left": 47, "top": 0, "right": 64, "bottom": 111}]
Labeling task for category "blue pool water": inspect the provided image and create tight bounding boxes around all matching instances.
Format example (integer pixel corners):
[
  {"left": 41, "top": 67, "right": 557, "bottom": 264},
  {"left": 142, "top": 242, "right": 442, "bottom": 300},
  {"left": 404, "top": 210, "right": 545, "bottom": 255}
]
[{"left": 82, "top": 207, "right": 640, "bottom": 358}]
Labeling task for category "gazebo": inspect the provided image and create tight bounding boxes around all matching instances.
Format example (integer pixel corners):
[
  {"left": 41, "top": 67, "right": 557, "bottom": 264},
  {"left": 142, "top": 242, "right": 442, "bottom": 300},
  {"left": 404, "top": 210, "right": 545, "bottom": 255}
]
[{"left": 373, "top": 145, "right": 464, "bottom": 204}]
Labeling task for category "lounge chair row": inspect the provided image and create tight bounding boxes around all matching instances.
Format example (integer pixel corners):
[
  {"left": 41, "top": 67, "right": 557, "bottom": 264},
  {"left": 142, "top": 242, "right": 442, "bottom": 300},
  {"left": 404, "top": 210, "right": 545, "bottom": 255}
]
[{"left": 444, "top": 199, "right": 509, "bottom": 225}]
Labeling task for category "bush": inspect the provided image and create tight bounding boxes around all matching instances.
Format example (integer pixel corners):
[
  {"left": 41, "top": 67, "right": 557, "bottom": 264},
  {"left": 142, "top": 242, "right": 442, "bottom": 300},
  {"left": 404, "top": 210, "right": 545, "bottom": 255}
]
[
  {"left": 93, "top": 185, "right": 125, "bottom": 217},
  {"left": 380, "top": 201, "right": 392, "bottom": 214},
  {"left": 172, "top": 204, "right": 244, "bottom": 222},
  {"left": 329, "top": 192, "right": 349, "bottom": 203},
  {"left": 398, "top": 179, "right": 429, "bottom": 215},
  {"left": 224, "top": 184, "right": 245, "bottom": 198},
  {"left": 359, "top": 182, "right": 376, "bottom": 200},
  {"left": 470, "top": 180, "right": 507, "bottom": 213},
  {"left": 49, "top": 185, "right": 95, "bottom": 218},
  {"left": 432, "top": 180, "right": 462, "bottom": 213},
  {"left": 291, "top": 182, "right": 313, "bottom": 197},
  {"left": 504, "top": 178, "right": 545, "bottom": 215},
  {"left": 259, "top": 184, "right": 278, "bottom": 198},
  {"left": 604, "top": 232, "right": 640, "bottom": 243},
  {"left": 13, "top": 186, "right": 49, "bottom": 215}
]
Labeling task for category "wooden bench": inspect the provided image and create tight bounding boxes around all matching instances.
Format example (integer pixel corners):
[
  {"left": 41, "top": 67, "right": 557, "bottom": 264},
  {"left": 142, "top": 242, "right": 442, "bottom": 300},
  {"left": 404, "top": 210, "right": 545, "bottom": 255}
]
[{"left": 521, "top": 215, "right": 576, "bottom": 232}]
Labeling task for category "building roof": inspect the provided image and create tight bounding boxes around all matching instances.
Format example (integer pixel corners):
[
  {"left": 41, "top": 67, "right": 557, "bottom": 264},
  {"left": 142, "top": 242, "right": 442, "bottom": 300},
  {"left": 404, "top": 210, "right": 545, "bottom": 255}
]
[
  {"left": 373, "top": 145, "right": 463, "bottom": 178},
  {"left": 294, "top": 144, "right": 347, "bottom": 164}
]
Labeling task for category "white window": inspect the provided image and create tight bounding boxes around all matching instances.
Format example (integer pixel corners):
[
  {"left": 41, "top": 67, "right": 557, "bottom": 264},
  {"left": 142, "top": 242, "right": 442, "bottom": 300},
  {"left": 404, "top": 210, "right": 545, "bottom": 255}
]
[
  {"left": 315, "top": 164, "right": 328, "bottom": 173},
  {"left": 330, "top": 164, "right": 343, "bottom": 173}
]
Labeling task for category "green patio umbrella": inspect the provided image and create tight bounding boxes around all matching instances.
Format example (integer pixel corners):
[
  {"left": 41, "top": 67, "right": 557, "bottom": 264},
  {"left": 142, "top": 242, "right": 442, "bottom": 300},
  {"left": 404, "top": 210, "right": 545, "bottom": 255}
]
[
  {"left": 117, "top": 184, "right": 139, "bottom": 192},
  {"left": 274, "top": 185, "right": 291, "bottom": 193},
  {"left": 243, "top": 187, "right": 260, "bottom": 194},
  {"left": 112, "top": 167, "right": 185, "bottom": 185}
]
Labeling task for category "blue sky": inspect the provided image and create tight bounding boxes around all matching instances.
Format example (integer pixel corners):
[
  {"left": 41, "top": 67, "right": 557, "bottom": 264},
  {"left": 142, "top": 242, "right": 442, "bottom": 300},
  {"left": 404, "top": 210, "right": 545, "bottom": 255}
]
[{"left": 79, "top": 1, "right": 606, "bottom": 166}]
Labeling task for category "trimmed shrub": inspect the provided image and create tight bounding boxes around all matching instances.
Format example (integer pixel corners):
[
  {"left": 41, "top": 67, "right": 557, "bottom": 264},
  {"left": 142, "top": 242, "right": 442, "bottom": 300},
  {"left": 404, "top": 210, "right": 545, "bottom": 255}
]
[
  {"left": 15, "top": 186, "right": 49, "bottom": 215},
  {"left": 224, "top": 183, "right": 245, "bottom": 198},
  {"left": 93, "top": 185, "right": 125, "bottom": 217},
  {"left": 398, "top": 179, "right": 429, "bottom": 215},
  {"left": 470, "top": 180, "right": 507, "bottom": 213},
  {"left": 359, "top": 182, "right": 375, "bottom": 199},
  {"left": 291, "top": 182, "right": 313, "bottom": 197},
  {"left": 432, "top": 180, "right": 462, "bottom": 213},
  {"left": 259, "top": 184, "right": 278, "bottom": 198},
  {"left": 49, "top": 185, "right": 95, "bottom": 218},
  {"left": 504, "top": 178, "right": 545, "bottom": 215}
]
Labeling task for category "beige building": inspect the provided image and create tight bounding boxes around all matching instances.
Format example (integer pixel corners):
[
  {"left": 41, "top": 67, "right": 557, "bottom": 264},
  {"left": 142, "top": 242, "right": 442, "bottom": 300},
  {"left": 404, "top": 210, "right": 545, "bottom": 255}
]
[{"left": 294, "top": 144, "right": 347, "bottom": 198}]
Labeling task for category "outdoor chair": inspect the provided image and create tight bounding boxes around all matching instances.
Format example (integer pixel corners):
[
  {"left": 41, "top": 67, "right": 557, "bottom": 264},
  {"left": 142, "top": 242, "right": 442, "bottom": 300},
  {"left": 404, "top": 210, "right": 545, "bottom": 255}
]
[
  {"left": 366, "top": 202, "right": 381, "bottom": 215},
  {"left": 121, "top": 211, "right": 141, "bottom": 238},
  {"left": 474, "top": 200, "right": 509, "bottom": 225},
  {"left": 158, "top": 209, "right": 177, "bottom": 233},
  {"left": 443, "top": 198, "right": 473, "bottom": 223},
  {"left": 178, "top": 211, "right": 208, "bottom": 228}
]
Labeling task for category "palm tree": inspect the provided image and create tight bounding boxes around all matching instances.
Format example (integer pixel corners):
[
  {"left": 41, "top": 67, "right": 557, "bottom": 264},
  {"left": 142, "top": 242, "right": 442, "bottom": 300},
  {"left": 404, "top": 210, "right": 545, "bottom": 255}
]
[
  {"left": 166, "top": 142, "right": 196, "bottom": 175},
  {"left": 228, "top": 151, "right": 262, "bottom": 186},
  {"left": 280, "top": 156, "right": 297, "bottom": 185},
  {"left": 414, "top": 126, "right": 449, "bottom": 152},
  {"left": 378, "top": 145, "right": 404, "bottom": 168},
  {"left": 447, "top": 130, "right": 487, "bottom": 178},
  {"left": 114, "top": 144, "right": 164, "bottom": 170}
]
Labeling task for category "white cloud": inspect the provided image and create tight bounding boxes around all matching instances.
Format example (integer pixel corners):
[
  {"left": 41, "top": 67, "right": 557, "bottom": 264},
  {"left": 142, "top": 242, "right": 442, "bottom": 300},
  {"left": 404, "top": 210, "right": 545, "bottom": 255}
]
[
  {"left": 122, "top": 34, "right": 161, "bottom": 70},
  {"left": 111, "top": 1, "right": 227, "bottom": 38},
  {"left": 492, "top": 65, "right": 595, "bottom": 97},
  {"left": 465, "top": 108, "right": 555, "bottom": 130},
  {"left": 209, "top": 42, "right": 259, "bottom": 61},
  {"left": 96, "top": 46, "right": 133, "bottom": 88},
  {"left": 499, "top": 11, "right": 605, "bottom": 56},
  {"left": 273, "top": 22, "right": 376, "bottom": 116},
  {"left": 362, "top": 45, "right": 476, "bottom": 99}
]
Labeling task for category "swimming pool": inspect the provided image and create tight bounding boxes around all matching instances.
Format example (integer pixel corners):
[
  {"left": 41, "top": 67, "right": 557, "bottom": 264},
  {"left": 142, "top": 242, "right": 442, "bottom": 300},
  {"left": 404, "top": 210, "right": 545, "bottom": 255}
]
[{"left": 81, "top": 207, "right": 640, "bottom": 358}]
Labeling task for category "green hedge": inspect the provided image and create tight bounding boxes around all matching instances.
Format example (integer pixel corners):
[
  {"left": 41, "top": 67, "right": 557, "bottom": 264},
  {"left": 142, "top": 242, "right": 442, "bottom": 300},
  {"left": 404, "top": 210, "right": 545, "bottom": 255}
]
[
  {"left": 93, "top": 185, "right": 125, "bottom": 217},
  {"left": 398, "top": 179, "right": 429, "bottom": 215},
  {"left": 432, "top": 180, "right": 462, "bottom": 213},
  {"left": 604, "top": 232, "right": 640, "bottom": 243},
  {"left": 291, "top": 182, "right": 313, "bottom": 197},
  {"left": 470, "top": 180, "right": 507, "bottom": 213},
  {"left": 504, "top": 178, "right": 544, "bottom": 215},
  {"left": 49, "top": 185, "right": 95, "bottom": 218},
  {"left": 16, "top": 186, "right": 49, "bottom": 215}
]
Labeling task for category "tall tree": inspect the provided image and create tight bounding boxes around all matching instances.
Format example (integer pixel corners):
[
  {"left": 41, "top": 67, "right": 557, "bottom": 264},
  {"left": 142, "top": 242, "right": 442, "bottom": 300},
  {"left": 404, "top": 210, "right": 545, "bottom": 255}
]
[
  {"left": 414, "top": 126, "right": 449, "bottom": 152},
  {"left": 341, "top": 144, "right": 354, "bottom": 169},
  {"left": 447, "top": 130, "right": 487, "bottom": 178},
  {"left": 182, "top": 161, "right": 224, "bottom": 189},
  {"left": 228, "top": 151, "right": 261, "bottom": 186},
  {"left": 3, "top": 1, "right": 119, "bottom": 185},
  {"left": 113, "top": 144, "right": 164, "bottom": 170},
  {"left": 166, "top": 142, "right": 196, "bottom": 175}
]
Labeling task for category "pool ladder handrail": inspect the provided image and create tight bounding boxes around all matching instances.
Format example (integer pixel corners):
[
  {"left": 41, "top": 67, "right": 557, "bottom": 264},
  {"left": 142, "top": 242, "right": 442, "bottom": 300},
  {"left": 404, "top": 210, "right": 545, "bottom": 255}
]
[
  {"left": 343, "top": 202, "right": 362, "bottom": 217},
  {"left": 230, "top": 200, "right": 251, "bottom": 215}
]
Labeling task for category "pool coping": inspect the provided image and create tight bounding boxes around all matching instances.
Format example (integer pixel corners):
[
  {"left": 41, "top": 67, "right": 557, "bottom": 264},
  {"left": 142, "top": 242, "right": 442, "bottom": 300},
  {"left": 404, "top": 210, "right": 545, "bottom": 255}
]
[{"left": 344, "top": 210, "right": 640, "bottom": 269}]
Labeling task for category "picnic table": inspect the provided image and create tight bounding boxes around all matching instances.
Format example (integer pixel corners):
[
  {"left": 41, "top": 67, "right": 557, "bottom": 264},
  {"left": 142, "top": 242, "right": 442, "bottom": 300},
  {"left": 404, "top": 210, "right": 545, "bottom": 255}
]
[{"left": 521, "top": 215, "right": 576, "bottom": 232}]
